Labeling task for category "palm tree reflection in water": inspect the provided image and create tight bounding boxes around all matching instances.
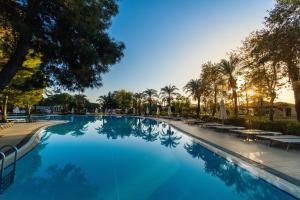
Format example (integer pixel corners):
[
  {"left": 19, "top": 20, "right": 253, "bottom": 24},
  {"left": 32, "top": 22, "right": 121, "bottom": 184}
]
[
  {"left": 96, "top": 117, "right": 183, "bottom": 146},
  {"left": 184, "top": 141, "right": 287, "bottom": 200},
  {"left": 142, "top": 119, "right": 159, "bottom": 142},
  {"left": 160, "top": 125, "right": 182, "bottom": 148}
]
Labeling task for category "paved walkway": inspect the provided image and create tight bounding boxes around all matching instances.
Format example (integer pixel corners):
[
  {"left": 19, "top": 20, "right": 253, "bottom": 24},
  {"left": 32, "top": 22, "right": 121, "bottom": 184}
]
[
  {"left": 162, "top": 119, "right": 300, "bottom": 183},
  {"left": 0, "top": 121, "right": 64, "bottom": 147}
]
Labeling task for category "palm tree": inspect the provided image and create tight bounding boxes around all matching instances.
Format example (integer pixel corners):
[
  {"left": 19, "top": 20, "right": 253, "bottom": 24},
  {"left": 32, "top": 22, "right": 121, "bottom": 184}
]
[
  {"left": 133, "top": 93, "right": 143, "bottom": 115},
  {"left": 143, "top": 89, "right": 158, "bottom": 114},
  {"left": 97, "top": 92, "right": 117, "bottom": 111},
  {"left": 160, "top": 85, "right": 178, "bottom": 107},
  {"left": 183, "top": 79, "right": 203, "bottom": 118},
  {"left": 218, "top": 55, "right": 240, "bottom": 117},
  {"left": 201, "top": 62, "right": 224, "bottom": 116}
]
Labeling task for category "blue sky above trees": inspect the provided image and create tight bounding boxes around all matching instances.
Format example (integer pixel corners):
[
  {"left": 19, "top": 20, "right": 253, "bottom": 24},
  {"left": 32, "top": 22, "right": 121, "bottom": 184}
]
[{"left": 83, "top": 0, "right": 294, "bottom": 103}]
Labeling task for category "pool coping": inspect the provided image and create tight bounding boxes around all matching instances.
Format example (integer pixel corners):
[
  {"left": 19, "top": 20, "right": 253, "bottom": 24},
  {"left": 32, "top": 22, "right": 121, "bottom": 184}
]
[
  {"left": 152, "top": 117, "right": 300, "bottom": 199},
  {"left": 3, "top": 120, "right": 68, "bottom": 168}
]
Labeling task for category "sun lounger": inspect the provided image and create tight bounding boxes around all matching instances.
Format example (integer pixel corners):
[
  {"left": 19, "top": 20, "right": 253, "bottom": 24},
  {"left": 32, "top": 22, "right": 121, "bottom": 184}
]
[
  {"left": 257, "top": 135, "right": 300, "bottom": 140},
  {"left": 202, "top": 123, "right": 223, "bottom": 128},
  {"left": 233, "top": 130, "right": 282, "bottom": 136},
  {"left": 7, "top": 118, "right": 26, "bottom": 123},
  {"left": 172, "top": 116, "right": 184, "bottom": 121},
  {"left": 231, "top": 130, "right": 282, "bottom": 140},
  {"left": 214, "top": 125, "right": 245, "bottom": 132},
  {"left": 268, "top": 137, "right": 300, "bottom": 151},
  {"left": 185, "top": 119, "right": 205, "bottom": 125},
  {"left": 232, "top": 129, "right": 262, "bottom": 133}
]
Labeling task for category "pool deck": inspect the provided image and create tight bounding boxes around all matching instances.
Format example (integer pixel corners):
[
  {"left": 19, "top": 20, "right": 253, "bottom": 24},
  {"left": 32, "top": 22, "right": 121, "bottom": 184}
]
[
  {"left": 0, "top": 121, "right": 65, "bottom": 149},
  {"left": 161, "top": 119, "right": 300, "bottom": 184}
]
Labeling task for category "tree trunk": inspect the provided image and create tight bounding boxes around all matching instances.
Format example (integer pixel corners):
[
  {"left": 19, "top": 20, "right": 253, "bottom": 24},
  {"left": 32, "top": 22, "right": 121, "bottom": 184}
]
[
  {"left": 245, "top": 91, "right": 249, "bottom": 115},
  {"left": 212, "top": 87, "right": 217, "bottom": 116},
  {"left": 269, "top": 97, "right": 275, "bottom": 121},
  {"left": 26, "top": 104, "right": 32, "bottom": 123},
  {"left": 232, "top": 89, "right": 238, "bottom": 117},
  {"left": 0, "top": 34, "right": 30, "bottom": 91},
  {"left": 149, "top": 99, "right": 152, "bottom": 115},
  {"left": 259, "top": 97, "right": 264, "bottom": 116},
  {"left": 196, "top": 97, "right": 201, "bottom": 118},
  {"left": 138, "top": 102, "right": 141, "bottom": 115},
  {"left": 203, "top": 98, "right": 207, "bottom": 114},
  {"left": 293, "top": 80, "right": 300, "bottom": 121},
  {"left": 1, "top": 95, "right": 8, "bottom": 123}
]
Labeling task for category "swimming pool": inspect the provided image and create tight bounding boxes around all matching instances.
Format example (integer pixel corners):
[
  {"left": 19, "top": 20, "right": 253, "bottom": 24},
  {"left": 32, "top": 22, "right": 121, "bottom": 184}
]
[{"left": 1, "top": 116, "right": 297, "bottom": 199}]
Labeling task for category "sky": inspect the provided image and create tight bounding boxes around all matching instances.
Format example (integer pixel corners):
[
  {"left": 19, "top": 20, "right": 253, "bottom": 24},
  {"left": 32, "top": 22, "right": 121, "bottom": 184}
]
[{"left": 83, "top": 0, "right": 295, "bottom": 104}]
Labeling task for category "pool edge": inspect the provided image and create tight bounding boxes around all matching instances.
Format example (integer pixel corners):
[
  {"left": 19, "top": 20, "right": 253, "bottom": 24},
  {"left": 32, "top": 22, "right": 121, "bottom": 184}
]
[
  {"left": 3, "top": 120, "right": 68, "bottom": 168},
  {"left": 153, "top": 117, "right": 300, "bottom": 199}
]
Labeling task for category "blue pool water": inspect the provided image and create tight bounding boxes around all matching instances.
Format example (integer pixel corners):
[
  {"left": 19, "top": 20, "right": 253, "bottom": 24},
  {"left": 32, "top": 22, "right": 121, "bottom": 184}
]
[{"left": 1, "top": 115, "right": 297, "bottom": 200}]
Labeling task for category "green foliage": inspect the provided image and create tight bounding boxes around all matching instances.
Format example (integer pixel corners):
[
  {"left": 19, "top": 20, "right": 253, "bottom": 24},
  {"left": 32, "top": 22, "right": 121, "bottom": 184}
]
[
  {"left": 200, "top": 62, "right": 225, "bottom": 116},
  {"left": 13, "top": 89, "right": 43, "bottom": 109},
  {"left": 143, "top": 89, "right": 158, "bottom": 113},
  {"left": 160, "top": 85, "right": 178, "bottom": 106},
  {"left": 12, "top": 89, "right": 43, "bottom": 122},
  {"left": 183, "top": 79, "right": 202, "bottom": 100},
  {"left": 249, "top": 119, "right": 300, "bottom": 135},
  {"left": 172, "top": 94, "right": 191, "bottom": 116},
  {"left": 225, "top": 117, "right": 247, "bottom": 127},
  {"left": 73, "top": 94, "right": 89, "bottom": 114},
  {"left": 97, "top": 92, "right": 118, "bottom": 111},
  {"left": 42, "top": 93, "right": 74, "bottom": 113},
  {"left": 200, "top": 114, "right": 219, "bottom": 122},
  {"left": 114, "top": 90, "right": 133, "bottom": 110},
  {"left": 277, "top": 0, "right": 298, "bottom": 4},
  {"left": 0, "top": 0, "right": 124, "bottom": 90},
  {"left": 218, "top": 54, "right": 240, "bottom": 116}
]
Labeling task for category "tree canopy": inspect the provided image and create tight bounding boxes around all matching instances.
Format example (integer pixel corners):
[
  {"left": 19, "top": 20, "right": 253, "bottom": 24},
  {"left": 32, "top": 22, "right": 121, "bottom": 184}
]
[{"left": 0, "top": 0, "right": 124, "bottom": 91}]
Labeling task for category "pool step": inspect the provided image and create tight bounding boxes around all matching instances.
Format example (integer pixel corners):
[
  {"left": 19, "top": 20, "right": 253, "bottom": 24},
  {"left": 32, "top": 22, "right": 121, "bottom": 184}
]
[{"left": 0, "top": 145, "right": 18, "bottom": 194}]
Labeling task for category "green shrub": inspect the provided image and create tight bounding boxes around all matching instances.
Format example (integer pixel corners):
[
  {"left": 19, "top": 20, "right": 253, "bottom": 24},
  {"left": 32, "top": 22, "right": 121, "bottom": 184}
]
[
  {"left": 249, "top": 119, "right": 300, "bottom": 135},
  {"left": 225, "top": 117, "right": 247, "bottom": 127},
  {"left": 201, "top": 114, "right": 219, "bottom": 122}
]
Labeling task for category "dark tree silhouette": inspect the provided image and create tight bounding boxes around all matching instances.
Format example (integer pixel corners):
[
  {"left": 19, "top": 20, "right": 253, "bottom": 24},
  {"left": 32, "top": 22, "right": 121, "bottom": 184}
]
[{"left": 160, "top": 126, "right": 182, "bottom": 148}]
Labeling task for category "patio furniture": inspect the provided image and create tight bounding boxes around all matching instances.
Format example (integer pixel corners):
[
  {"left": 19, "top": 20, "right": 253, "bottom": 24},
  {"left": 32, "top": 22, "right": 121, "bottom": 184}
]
[
  {"left": 185, "top": 119, "right": 205, "bottom": 125},
  {"left": 202, "top": 123, "right": 223, "bottom": 128},
  {"left": 268, "top": 137, "right": 300, "bottom": 151},
  {"left": 231, "top": 129, "right": 263, "bottom": 133},
  {"left": 7, "top": 118, "right": 26, "bottom": 123},
  {"left": 171, "top": 116, "right": 184, "bottom": 121},
  {"left": 257, "top": 135, "right": 300, "bottom": 140},
  {"left": 256, "top": 135, "right": 300, "bottom": 150},
  {"left": 232, "top": 129, "right": 282, "bottom": 140},
  {"left": 214, "top": 125, "right": 245, "bottom": 132}
]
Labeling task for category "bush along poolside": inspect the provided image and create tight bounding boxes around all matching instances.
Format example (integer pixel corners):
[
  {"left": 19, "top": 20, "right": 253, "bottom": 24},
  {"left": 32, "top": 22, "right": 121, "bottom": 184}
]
[
  {"left": 249, "top": 119, "right": 300, "bottom": 135},
  {"left": 203, "top": 116, "right": 300, "bottom": 136}
]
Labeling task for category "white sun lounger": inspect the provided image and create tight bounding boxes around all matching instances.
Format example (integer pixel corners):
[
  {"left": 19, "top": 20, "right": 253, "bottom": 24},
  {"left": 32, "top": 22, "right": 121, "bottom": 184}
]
[
  {"left": 232, "top": 129, "right": 263, "bottom": 133},
  {"left": 233, "top": 130, "right": 282, "bottom": 136}
]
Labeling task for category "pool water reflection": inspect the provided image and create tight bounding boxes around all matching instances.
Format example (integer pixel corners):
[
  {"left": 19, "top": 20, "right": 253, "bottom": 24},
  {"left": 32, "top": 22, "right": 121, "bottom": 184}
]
[{"left": 1, "top": 116, "right": 297, "bottom": 200}]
